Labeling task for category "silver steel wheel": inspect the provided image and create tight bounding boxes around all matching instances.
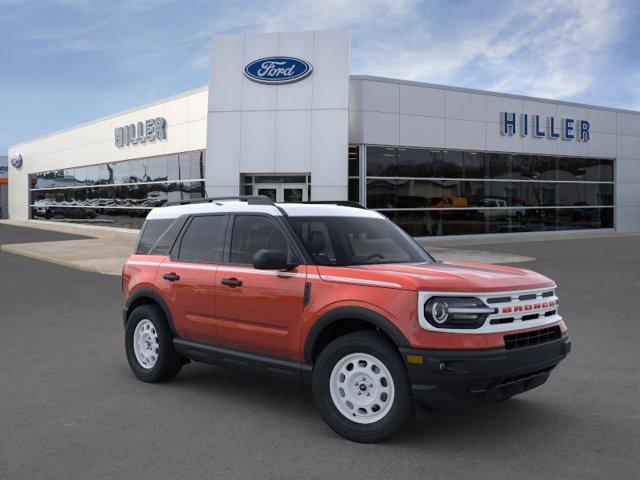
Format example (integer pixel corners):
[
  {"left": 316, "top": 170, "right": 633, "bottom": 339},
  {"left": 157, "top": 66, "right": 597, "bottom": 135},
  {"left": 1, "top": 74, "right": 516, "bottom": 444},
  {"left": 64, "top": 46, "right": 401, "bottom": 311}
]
[
  {"left": 329, "top": 352, "right": 395, "bottom": 424},
  {"left": 133, "top": 319, "right": 159, "bottom": 369}
]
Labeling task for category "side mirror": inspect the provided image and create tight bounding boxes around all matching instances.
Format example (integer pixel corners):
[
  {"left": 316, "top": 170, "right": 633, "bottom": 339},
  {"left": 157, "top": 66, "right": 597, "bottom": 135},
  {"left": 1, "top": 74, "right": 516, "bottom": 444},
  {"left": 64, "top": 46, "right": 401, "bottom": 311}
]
[{"left": 252, "top": 249, "right": 298, "bottom": 271}]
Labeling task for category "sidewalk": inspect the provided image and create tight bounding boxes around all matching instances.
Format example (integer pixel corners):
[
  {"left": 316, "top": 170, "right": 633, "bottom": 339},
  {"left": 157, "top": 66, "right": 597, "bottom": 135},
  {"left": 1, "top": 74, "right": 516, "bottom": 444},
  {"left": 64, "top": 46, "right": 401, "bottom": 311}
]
[
  {"left": 416, "top": 228, "right": 639, "bottom": 247},
  {"left": 0, "top": 220, "right": 138, "bottom": 276}
]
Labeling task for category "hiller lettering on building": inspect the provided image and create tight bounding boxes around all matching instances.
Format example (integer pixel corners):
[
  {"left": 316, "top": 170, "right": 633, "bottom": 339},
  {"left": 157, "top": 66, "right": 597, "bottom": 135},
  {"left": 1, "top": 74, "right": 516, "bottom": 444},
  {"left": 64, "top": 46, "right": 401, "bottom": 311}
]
[
  {"left": 115, "top": 117, "right": 166, "bottom": 148},
  {"left": 500, "top": 112, "right": 590, "bottom": 141}
]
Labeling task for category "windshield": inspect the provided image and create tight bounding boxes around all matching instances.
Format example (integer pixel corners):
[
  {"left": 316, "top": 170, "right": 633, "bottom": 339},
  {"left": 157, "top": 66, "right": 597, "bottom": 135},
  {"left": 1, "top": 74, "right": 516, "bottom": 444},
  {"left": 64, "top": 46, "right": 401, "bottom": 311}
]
[{"left": 288, "top": 216, "right": 434, "bottom": 266}]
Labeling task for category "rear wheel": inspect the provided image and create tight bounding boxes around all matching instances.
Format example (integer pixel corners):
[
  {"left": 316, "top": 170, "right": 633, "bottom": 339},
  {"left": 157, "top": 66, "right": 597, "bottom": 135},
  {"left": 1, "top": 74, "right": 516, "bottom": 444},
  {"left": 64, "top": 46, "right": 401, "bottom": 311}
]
[
  {"left": 125, "top": 304, "right": 182, "bottom": 382},
  {"left": 312, "top": 331, "right": 413, "bottom": 443}
]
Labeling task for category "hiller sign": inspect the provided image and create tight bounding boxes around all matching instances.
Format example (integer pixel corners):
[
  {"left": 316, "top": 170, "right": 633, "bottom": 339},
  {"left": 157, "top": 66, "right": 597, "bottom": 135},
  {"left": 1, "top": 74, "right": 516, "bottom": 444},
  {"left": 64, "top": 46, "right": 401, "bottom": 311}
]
[
  {"left": 500, "top": 112, "right": 590, "bottom": 141},
  {"left": 115, "top": 117, "right": 166, "bottom": 147}
]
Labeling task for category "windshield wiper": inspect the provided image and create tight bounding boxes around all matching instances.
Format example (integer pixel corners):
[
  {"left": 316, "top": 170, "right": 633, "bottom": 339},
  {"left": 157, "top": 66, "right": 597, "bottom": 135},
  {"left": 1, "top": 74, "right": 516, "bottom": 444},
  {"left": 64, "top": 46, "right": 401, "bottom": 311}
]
[{"left": 350, "top": 260, "right": 409, "bottom": 265}]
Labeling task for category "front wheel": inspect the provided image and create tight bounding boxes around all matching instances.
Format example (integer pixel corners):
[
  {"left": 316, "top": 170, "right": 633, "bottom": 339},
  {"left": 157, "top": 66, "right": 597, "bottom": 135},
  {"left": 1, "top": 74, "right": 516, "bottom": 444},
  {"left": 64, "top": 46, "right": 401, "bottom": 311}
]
[{"left": 312, "top": 331, "right": 413, "bottom": 443}]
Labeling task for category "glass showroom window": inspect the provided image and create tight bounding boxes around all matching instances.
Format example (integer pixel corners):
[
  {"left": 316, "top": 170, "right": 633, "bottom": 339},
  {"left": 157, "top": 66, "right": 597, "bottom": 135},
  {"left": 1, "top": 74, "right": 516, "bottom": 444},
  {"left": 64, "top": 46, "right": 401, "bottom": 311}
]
[
  {"left": 364, "top": 146, "right": 614, "bottom": 236},
  {"left": 348, "top": 145, "right": 361, "bottom": 204},
  {"left": 29, "top": 150, "right": 206, "bottom": 229}
]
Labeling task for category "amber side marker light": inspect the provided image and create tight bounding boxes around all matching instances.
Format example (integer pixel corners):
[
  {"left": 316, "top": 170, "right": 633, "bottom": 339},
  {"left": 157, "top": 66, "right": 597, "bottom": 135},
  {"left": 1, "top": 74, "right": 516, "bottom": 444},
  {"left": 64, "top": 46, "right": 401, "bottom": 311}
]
[{"left": 406, "top": 354, "right": 423, "bottom": 365}]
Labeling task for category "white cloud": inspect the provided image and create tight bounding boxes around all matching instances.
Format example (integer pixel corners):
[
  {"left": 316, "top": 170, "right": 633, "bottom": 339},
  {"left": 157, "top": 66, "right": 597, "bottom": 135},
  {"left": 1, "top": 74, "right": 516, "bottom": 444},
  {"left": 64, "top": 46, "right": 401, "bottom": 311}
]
[
  {"left": 7, "top": 0, "right": 633, "bottom": 105},
  {"left": 346, "top": 0, "right": 625, "bottom": 102},
  {"left": 484, "top": 0, "right": 623, "bottom": 99},
  {"left": 625, "top": 71, "right": 640, "bottom": 111}
]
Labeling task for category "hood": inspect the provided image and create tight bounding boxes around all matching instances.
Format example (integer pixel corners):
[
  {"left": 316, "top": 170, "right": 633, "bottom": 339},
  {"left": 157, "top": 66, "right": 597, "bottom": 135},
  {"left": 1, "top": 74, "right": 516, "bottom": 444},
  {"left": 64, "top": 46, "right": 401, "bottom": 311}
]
[{"left": 317, "top": 261, "right": 555, "bottom": 293}]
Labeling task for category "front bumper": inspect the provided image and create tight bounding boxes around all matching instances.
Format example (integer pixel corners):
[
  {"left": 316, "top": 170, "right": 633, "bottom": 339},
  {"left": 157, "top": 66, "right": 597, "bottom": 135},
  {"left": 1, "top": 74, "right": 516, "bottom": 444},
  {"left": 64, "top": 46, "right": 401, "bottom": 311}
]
[{"left": 400, "top": 334, "right": 571, "bottom": 412}]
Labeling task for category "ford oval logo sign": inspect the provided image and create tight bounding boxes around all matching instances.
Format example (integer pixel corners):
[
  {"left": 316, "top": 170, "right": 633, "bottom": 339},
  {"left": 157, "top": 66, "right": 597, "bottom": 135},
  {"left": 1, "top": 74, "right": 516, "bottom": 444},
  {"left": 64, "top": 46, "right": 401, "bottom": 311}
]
[
  {"left": 244, "top": 57, "right": 313, "bottom": 85},
  {"left": 10, "top": 153, "right": 23, "bottom": 169}
]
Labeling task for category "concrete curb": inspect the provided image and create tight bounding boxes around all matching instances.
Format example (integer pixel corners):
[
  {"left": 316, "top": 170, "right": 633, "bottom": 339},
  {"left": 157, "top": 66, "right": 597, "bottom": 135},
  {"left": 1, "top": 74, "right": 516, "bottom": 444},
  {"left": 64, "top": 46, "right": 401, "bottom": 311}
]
[
  {"left": 417, "top": 229, "right": 640, "bottom": 247},
  {"left": 427, "top": 247, "right": 534, "bottom": 264},
  {"left": 0, "top": 219, "right": 139, "bottom": 240}
]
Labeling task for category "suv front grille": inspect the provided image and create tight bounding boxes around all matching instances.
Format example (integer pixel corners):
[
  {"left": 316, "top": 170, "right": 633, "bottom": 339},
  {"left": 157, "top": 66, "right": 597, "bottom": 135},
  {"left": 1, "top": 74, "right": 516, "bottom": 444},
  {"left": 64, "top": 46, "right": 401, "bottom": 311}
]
[
  {"left": 504, "top": 326, "right": 562, "bottom": 350},
  {"left": 419, "top": 287, "right": 561, "bottom": 334},
  {"left": 481, "top": 288, "right": 559, "bottom": 330}
]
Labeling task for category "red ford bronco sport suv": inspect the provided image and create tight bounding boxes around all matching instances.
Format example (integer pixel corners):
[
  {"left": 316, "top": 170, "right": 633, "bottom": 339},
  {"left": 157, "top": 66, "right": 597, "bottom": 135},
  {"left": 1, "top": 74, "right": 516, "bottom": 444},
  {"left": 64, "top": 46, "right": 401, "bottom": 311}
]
[{"left": 122, "top": 196, "right": 571, "bottom": 442}]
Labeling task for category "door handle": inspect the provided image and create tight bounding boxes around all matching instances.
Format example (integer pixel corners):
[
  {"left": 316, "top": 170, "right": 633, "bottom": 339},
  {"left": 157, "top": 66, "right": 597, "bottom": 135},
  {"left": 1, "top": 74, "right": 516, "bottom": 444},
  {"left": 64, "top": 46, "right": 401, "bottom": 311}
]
[
  {"left": 163, "top": 272, "right": 181, "bottom": 282},
  {"left": 221, "top": 278, "right": 243, "bottom": 287}
]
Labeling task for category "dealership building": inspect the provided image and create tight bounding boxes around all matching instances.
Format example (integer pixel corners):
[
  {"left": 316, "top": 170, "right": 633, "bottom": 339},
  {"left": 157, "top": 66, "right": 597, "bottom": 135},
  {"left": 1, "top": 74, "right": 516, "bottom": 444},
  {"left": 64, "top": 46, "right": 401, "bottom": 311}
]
[
  {"left": 7, "top": 30, "right": 640, "bottom": 236},
  {"left": 0, "top": 156, "right": 7, "bottom": 219}
]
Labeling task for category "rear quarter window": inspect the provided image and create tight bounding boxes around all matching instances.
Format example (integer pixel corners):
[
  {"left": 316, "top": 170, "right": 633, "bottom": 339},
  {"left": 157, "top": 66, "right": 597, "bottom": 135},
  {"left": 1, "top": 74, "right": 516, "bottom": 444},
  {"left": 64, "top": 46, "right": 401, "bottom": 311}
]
[{"left": 135, "top": 219, "right": 175, "bottom": 254}]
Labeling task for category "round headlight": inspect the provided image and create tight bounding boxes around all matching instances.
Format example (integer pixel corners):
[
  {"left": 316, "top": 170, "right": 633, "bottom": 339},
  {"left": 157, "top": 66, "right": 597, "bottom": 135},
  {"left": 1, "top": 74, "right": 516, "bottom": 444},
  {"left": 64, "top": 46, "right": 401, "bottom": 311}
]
[
  {"left": 424, "top": 296, "right": 494, "bottom": 329},
  {"left": 430, "top": 300, "right": 449, "bottom": 324}
]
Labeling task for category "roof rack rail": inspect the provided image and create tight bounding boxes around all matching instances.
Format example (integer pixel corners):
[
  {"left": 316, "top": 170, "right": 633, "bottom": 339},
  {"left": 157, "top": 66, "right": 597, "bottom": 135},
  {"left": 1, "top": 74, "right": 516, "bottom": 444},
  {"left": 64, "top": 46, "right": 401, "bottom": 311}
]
[
  {"left": 164, "top": 195, "right": 275, "bottom": 207},
  {"left": 302, "top": 200, "right": 366, "bottom": 209}
]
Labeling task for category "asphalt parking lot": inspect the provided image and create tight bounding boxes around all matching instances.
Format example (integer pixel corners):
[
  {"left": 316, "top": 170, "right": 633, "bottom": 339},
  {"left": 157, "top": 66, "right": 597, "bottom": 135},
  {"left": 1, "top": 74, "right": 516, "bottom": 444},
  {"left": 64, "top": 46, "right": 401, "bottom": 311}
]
[{"left": 1, "top": 224, "right": 638, "bottom": 480}]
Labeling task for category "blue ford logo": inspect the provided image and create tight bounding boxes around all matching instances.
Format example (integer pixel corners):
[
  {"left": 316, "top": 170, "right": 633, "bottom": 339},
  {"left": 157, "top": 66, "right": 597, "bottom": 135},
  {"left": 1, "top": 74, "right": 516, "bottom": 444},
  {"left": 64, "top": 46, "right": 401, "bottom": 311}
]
[{"left": 244, "top": 57, "right": 313, "bottom": 85}]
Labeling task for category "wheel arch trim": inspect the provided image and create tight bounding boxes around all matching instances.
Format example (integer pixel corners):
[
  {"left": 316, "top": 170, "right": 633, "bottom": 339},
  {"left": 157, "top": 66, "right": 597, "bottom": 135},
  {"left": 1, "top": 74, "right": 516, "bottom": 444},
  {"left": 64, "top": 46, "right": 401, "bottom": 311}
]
[
  {"left": 124, "top": 288, "right": 178, "bottom": 336},
  {"left": 303, "top": 306, "right": 410, "bottom": 364}
]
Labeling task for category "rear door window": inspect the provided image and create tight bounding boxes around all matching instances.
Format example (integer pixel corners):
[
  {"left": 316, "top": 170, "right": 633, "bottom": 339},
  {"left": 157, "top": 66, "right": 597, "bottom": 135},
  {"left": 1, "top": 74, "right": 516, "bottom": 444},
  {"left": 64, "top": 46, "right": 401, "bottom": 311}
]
[{"left": 177, "top": 215, "right": 228, "bottom": 263}]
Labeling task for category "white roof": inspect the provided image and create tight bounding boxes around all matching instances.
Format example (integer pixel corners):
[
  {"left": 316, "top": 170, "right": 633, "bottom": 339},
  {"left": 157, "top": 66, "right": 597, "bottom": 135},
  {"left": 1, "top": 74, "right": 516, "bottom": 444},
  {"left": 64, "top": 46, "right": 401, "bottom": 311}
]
[
  {"left": 146, "top": 201, "right": 382, "bottom": 221},
  {"left": 281, "top": 203, "right": 381, "bottom": 218}
]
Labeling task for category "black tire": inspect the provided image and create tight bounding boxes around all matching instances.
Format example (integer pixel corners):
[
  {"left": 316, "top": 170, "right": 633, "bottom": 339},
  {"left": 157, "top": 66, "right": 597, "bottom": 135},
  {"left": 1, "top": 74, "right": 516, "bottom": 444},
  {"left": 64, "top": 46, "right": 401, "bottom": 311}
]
[
  {"left": 125, "top": 304, "right": 182, "bottom": 383},
  {"left": 312, "top": 330, "right": 413, "bottom": 443}
]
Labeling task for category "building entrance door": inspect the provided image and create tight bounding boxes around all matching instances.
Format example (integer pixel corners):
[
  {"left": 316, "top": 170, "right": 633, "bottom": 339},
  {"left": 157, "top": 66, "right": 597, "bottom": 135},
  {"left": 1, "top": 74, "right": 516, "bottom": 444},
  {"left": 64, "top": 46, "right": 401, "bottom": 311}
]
[{"left": 254, "top": 183, "right": 308, "bottom": 203}]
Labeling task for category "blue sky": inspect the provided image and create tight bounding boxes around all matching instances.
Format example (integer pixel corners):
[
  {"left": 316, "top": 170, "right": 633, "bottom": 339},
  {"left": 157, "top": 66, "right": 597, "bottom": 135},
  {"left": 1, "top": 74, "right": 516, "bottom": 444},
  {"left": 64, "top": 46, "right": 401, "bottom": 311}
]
[{"left": 2, "top": 0, "right": 639, "bottom": 153}]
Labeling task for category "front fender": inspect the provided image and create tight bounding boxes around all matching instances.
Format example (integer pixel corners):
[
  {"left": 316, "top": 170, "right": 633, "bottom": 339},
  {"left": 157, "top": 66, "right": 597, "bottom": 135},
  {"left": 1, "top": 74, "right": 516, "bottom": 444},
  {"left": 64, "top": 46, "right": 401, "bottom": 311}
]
[{"left": 303, "top": 304, "right": 410, "bottom": 364}]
